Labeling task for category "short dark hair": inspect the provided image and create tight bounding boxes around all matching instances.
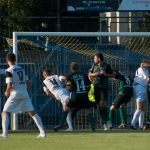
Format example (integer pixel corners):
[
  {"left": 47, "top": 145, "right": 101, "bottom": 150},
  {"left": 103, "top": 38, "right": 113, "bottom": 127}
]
[
  {"left": 95, "top": 52, "right": 104, "bottom": 62},
  {"left": 6, "top": 52, "right": 16, "bottom": 62},
  {"left": 43, "top": 66, "right": 53, "bottom": 75},
  {"left": 70, "top": 62, "right": 79, "bottom": 72}
]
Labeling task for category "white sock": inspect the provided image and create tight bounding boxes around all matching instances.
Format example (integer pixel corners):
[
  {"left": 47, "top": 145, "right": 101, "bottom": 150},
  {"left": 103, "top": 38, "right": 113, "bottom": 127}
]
[
  {"left": 66, "top": 112, "right": 73, "bottom": 129},
  {"left": 32, "top": 114, "right": 45, "bottom": 134},
  {"left": 139, "top": 111, "right": 145, "bottom": 129},
  {"left": 2, "top": 114, "right": 9, "bottom": 135},
  {"left": 131, "top": 109, "right": 142, "bottom": 127}
]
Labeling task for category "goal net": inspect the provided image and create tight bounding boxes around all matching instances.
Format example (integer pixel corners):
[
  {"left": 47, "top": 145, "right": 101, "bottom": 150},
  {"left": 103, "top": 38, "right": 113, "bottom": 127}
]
[{"left": 1, "top": 32, "right": 150, "bottom": 130}]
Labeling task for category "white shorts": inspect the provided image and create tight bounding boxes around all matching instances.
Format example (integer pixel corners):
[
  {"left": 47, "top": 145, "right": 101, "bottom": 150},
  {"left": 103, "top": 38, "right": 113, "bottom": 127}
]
[
  {"left": 3, "top": 95, "right": 34, "bottom": 113},
  {"left": 55, "top": 89, "right": 70, "bottom": 105},
  {"left": 59, "top": 94, "right": 70, "bottom": 106},
  {"left": 134, "top": 84, "right": 147, "bottom": 102}
]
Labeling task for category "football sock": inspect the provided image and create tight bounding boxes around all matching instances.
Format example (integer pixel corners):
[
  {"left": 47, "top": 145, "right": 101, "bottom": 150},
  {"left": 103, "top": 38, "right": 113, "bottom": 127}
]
[
  {"left": 119, "top": 106, "right": 125, "bottom": 124},
  {"left": 59, "top": 111, "right": 68, "bottom": 127},
  {"left": 87, "top": 112, "right": 95, "bottom": 132},
  {"left": 32, "top": 114, "right": 45, "bottom": 134},
  {"left": 2, "top": 114, "right": 9, "bottom": 135},
  {"left": 139, "top": 111, "right": 145, "bottom": 129},
  {"left": 109, "top": 109, "right": 114, "bottom": 122},
  {"left": 66, "top": 112, "right": 73, "bottom": 129},
  {"left": 99, "top": 106, "right": 109, "bottom": 124},
  {"left": 131, "top": 109, "right": 142, "bottom": 127}
]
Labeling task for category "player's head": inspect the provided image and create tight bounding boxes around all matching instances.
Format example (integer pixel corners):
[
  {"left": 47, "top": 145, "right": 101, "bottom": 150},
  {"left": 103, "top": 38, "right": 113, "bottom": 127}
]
[
  {"left": 6, "top": 52, "right": 16, "bottom": 66},
  {"left": 43, "top": 67, "right": 52, "bottom": 79},
  {"left": 140, "top": 59, "right": 149, "bottom": 69},
  {"left": 94, "top": 52, "right": 104, "bottom": 64},
  {"left": 70, "top": 62, "right": 79, "bottom": 73}
]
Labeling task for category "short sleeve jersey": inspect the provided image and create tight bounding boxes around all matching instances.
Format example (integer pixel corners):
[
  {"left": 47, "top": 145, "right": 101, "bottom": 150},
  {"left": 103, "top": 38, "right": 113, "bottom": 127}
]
[
  {"left": 115, "top": 72, "right": 133, "bottom": 95},
  {"left": 5, "top": 65, "right": 29, "bottom": 99},
  {"left": 89, "top": 62, "right": 113, "bottom": 88},
  {"left": 68, "top": 72, "right": 90, "bottom": 94}
]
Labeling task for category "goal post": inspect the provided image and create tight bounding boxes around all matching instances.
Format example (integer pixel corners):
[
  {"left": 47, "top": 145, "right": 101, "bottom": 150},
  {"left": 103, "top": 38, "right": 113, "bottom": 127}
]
[{"left": 11, "top": 31, "right": 150, "bottom": 130}]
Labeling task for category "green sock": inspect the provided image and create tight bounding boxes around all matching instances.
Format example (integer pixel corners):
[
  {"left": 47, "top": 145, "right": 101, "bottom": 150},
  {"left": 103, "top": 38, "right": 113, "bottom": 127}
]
[
  {"left": 99, "top": 106, "right": 109, "bottom": 124},
  {"left": 109, "top": 109, "right": 114, "bottom": 122},
  {"left": 59, "top": 111, "right": 68, "bottom": 127},
  {"left": 119, "top": 106, "right": 125, "bottom": 124},
  {"left": 87, "top": 112, "right": 95, "bottom": 132}
]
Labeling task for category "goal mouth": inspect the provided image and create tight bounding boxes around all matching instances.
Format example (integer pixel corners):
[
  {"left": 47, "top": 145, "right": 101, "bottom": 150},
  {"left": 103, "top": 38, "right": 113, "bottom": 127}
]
[{"left": 2, "top": 31, "right": 150, "bottom": 130}]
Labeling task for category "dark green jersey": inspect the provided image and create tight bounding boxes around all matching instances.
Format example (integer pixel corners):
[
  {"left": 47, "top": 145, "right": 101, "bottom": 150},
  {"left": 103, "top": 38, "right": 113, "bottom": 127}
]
[
  {"left": 89, "top": 62, "right": 113, "bottom": 88},
  {"left": 68, "top": 71, "right": 90, "bottom": 94},
  {"left": 115, "top": 72, "right": 133, "bottom": 95}
]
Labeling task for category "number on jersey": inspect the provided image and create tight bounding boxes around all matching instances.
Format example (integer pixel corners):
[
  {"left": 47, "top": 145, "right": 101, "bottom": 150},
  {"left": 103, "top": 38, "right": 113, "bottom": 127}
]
[
  {"left": 49, "top": 78, "right": 59, "bottom": 87},
  {"left": 17, "top": 71, "right": 24, "bottom": 81},
  {"left": 76, "top": 79, "right": 86, "bottom": 93}
]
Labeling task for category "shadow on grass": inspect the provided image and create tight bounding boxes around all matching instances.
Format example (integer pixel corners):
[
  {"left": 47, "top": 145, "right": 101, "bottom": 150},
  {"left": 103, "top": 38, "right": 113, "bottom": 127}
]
[{"left": 5, "top": 129, "right": 150, "bottom": 135}]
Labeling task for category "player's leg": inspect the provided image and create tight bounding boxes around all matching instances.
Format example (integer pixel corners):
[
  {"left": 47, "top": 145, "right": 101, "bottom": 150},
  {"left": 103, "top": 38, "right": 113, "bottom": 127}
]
[
  {"left": 0, "top": 97, "right": 20, "bottom": 138},
  {"left": 131, "top": 101, "right": 143, "bottom": 129},
  {"left": 109, "top": 95, "right": 123, "bottom": 129},
  {"left": 22, "top": 99, "right": 45, "bottom": 137},
  {"left": 54, "top": 97, "right": 70, "bottom": 131},
  {"left": 86, "top": 106, "right": 95, "bottom": 132},
  {"left": 94, "top": 85, "right": 109, "bottom": 130},
  {"left": 0, "top": 111, "right": 9, "bottom": 138},
  {"left": 66, "top": 111, "right": 73, "bottom": 131},
  {"left": 118, "top": 105, "right": 126, "bottom": 128},
  {"left": 98, "top": 90, "right": 109, "bottom": 130},
  {"left": 130, "top": 85, "right": 146, "bottom": 129},
  {"left": 138, "top": 101, "right": 146, "bottom": 129},
  {"left": 28, "top": 111, "right": 45, "bottom": 137}
]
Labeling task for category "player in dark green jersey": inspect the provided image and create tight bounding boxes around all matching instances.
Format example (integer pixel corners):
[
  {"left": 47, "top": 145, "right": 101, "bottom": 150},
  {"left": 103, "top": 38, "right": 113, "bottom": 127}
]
[
  {"left": 54, "top": 62, "right": 95, "bottom": 132},
  {"left": 109, "top": 71, "right": 133, "bottom": 129},
  {"left": 88, "top": 52, "right": 114, "bottom": 130}
]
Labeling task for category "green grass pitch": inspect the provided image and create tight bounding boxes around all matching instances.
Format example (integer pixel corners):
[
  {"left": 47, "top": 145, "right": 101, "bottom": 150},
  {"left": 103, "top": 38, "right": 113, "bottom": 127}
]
[{"left": 0, "top": 130, "right": 150, "bottom": 150}]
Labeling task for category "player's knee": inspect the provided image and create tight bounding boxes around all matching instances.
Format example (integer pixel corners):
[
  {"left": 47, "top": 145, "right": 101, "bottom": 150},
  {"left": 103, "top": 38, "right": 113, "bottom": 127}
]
[
  {"left": 63, "top": 105, "right": 70, "bottom": 112},
  {"left": 2, "top": 111, "right": 8, "bottom": 117},
  {"left": 28, "top": 111, "right": 36, "bottom": 117}
]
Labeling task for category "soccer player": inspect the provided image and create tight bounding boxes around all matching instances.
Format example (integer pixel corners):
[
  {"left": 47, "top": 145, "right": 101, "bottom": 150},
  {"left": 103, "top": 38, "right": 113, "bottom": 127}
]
[
  {"left": 0, "top": 68, "right": 5, "bottom": 110},
  {"left": 130, "top": 60, "right": 150, "bottom": 129},
  {"left": 88, "top": 52, "right": 114, "bottom": 130},
  {"left": 43, "top": 67, "right": 71, "bottom": 131},
  {"left": 109, "top": 71, "right": 133, "bottom": 128},
  {"left": 0, "top": 53, "right": 45, "bottom": 138},
  {"left": 64, "top": 62, "right": 96, "bottom": 132}
]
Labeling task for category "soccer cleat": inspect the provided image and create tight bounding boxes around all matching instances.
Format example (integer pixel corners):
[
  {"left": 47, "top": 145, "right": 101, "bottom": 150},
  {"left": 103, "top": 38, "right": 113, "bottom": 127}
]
[
  {"left": 0, "top": 134, "right": 7, "bottom": 138},
  {"left": 130, "top": 125, "right": 136, "bottom": 130},
  {"left": 65, "top": 128, "right": 73, "bottom": 132},
  {"left": 118, "top": 123, "right": 126, "bottom": 129},
  {"left": 54, "top": 125, "right": 62, "bottom": 132},
  {"left": 107, "top": 120, "right": 113, "bottom": 129},
  {"left": 37, "top": 133, "right": 46, "bottom": 138},
  {"left": 103, "top": 124, "right": 108, "bottom": 131}
]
